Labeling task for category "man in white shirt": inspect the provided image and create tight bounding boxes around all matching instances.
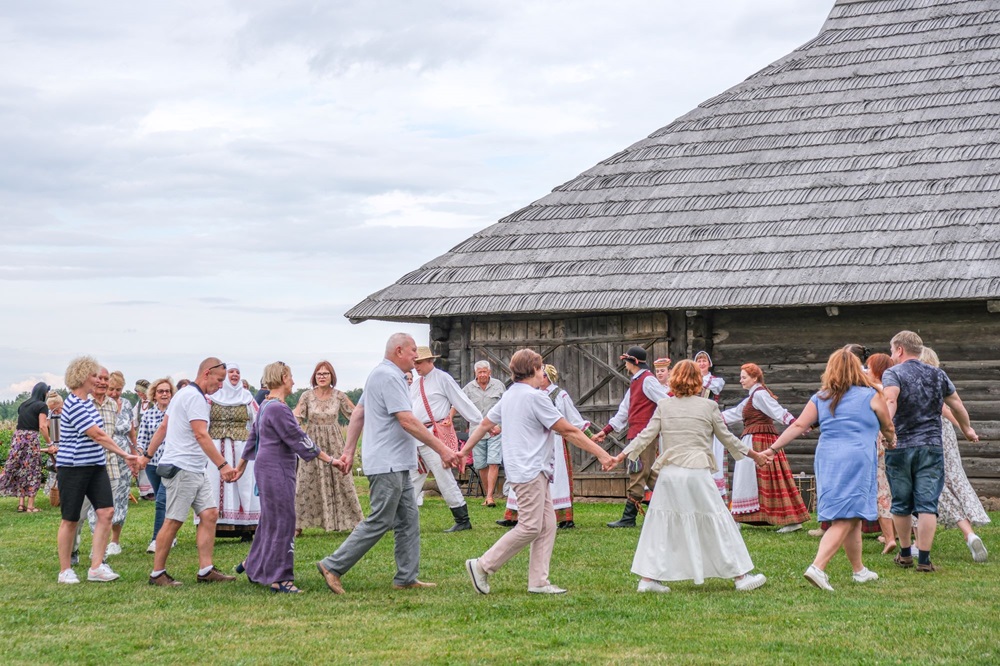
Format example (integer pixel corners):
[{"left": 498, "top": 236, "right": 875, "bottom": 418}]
[
  {"left": 593, "top": 346, "right": 668, "bottom": 528},
  {"left": 143, "top": 357, "right": 237, "bottom": 587},
  {"left": 410, "top": 346, "right": 482, "bottom": 532},
  {"left": 460, "top": 349, "right": 613, "bottom": 595}
]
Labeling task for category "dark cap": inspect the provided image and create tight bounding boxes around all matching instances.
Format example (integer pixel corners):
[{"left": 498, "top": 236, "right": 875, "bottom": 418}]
[{"left": 620, "top": 346, "right": 647, "bottom": 364}]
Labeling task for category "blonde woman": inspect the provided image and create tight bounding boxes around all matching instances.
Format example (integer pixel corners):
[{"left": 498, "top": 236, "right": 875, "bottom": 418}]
[{"left": 55, "top": 356, "right": 138, "bottom": 584}]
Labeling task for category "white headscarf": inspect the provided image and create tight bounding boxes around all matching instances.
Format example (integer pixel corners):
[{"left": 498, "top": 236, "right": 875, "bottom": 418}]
[{"left": 209, "top": 363, "right": 254, "bottom": 406}]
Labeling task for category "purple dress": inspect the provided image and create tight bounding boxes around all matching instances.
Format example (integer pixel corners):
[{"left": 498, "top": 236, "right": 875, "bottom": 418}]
[{"left": 241, "top": 399, "right": 320, "bottom": 585}]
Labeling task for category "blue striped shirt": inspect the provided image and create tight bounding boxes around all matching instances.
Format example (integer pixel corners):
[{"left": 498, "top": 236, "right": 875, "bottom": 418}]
[{"left": 55, "top": 393, "right": 106, "bottom": 467}]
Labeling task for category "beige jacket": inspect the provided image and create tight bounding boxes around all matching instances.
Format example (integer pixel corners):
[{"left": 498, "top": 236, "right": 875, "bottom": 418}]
[{"left": 622, "top": 396, "right": 749, "bottom": 474}]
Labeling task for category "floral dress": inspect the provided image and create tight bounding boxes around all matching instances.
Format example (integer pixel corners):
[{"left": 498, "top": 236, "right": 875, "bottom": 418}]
[{"left": 294, "top": 389, "right": 363, "bottom": 532}]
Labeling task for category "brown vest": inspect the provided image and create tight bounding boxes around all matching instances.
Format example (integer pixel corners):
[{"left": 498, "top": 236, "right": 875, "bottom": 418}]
[{"left": 741, "top": 386, "right": 777, "bottom": 437}]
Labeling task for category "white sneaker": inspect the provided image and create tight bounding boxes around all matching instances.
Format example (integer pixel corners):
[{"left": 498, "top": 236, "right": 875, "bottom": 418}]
[
  {"left": 465, "top": 558, "right": 490, "bottom": 595},
  {"left": 735, "top": 573, "right": 767, "bottom": 591},
  {"left": 528, "top": 584, "right": 567, "bottom": 594},
  {"left": 88, "top": 563, "right": 120, "bottom": 582},
  {"left": 146, "top": 540, "right": 156, "bottom": 554},
  {"left": 58, "top": 569, "right": 80, "bottom": 584},
  {"left": 776, "top": 523, "right": 802, "bottom": 534},
  {"left": 804, "top": 564, "right": 834, "bottom": 591},
  {"left": 852, "top": 567, "right": 879, "bottom": 583},
  {"left": 105, "top": 542, "right": 122, "bottom": 557},
  {"left": 637, "top": 579, "right": 671, "bottom": 593},
  {"left": 967, "top": 534, "right": 988, "bottom": 563}
]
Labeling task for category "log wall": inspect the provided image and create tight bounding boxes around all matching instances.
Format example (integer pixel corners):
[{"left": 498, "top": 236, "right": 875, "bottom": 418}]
[{"left": 434, "top": 300, "right": 1000, "bottom": 498}]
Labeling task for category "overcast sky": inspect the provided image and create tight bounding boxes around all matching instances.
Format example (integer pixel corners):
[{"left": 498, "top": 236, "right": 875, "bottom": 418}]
[{"left": 0, "top": 0, "right": 835, "bottom": 399}]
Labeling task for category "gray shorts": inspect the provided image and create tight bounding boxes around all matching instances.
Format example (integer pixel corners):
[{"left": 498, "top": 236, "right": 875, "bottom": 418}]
[
  {"left": 473, "top": 434, "right": 503, "bottom": 470},
  {"left": 162, "top": 469, "right": 217, "bottom": 522}
]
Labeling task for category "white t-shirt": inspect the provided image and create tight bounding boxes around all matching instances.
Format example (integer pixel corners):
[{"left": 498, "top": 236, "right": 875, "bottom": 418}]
[
  {"left": 158, "top": 384, "right": 212, "bottom": 473},
  {"left": 486, "top": 382, "right": 562, "bottom": 484}
]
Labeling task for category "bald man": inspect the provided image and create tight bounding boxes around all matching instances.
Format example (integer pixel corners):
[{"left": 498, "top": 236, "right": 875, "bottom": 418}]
[{"left": 144, "top": 357, "right": 235, "bottom": 587}]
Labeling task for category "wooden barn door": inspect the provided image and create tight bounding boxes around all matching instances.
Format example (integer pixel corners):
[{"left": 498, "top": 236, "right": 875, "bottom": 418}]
[{"left": 463, "top": 313, "right": 671, "bottom": 498}]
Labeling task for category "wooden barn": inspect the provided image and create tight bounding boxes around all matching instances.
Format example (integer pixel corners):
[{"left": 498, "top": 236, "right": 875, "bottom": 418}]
[{"left": 346, "top": 0, "right": 1000, "bottom": 498}]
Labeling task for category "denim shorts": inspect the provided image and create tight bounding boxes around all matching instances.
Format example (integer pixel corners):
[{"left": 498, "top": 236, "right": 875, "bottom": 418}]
[
  {"left": 884, "top": 446, "right": 945, "bottom": 516},
  {"left": 473, "top": 434, "right": 503, "bottom": 469}
]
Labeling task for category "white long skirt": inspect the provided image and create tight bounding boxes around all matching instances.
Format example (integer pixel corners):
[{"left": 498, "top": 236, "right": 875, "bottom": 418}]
[
  {"left": 199, "top": 437, "right": 260, "bottom": 526},
  {"left": 506, "top": 437, "right": 572, "bottom": 512},
  {"left": 632, "top": 464, "right": 754, "bottom": 584}
]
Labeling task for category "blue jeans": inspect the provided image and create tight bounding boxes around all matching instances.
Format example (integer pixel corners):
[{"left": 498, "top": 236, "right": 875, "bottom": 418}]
[
  {"left": 884, "top": 446, "right": 945, "bottom": 516},
  {"left": 145, "top": 464, "right": 168, "bottom": 541}
]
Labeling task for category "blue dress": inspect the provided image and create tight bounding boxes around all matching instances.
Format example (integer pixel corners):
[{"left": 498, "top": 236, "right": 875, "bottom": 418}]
[{"left": 811, "top": 386, "right": 879, "bottom": 522}]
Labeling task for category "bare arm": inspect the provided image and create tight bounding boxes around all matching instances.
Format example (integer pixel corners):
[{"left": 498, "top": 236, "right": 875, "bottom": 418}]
[
  {"left": 870, "top": 392, "right": 897, "bottom": 448},
  {"left": 943, "top": 392, "right": 978, "bottom": 442},
  {"left": 552, "top": 417, "right": 612, "bottom": 466},
  {"left": 458, "top": 418, "right": 496, "bottom": 460},
  {"left": 768, "top": 401, "right": 818, "bottom": 454},
  {"left": 82, "top": 425, "right": 138, "bottom": 473},
  {"left": 145, "top": 416, "right": 168, "bottom": 459},
  {"left": 397, "top": 410, "right": 458, "bottom": 467},
  {"left": 37, "top": 413, "right": 50, "bottom": 447},
  {"left": 333, "top": 403, "right": 365, "bottom": 475},
  {"left": 882, "top": 385, "right": 900, "bottom": 421}
]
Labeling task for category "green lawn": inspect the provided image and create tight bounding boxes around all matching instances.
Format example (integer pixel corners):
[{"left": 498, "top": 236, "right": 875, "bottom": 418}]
[{"left": 1, "top": 483, "right": 997, "bottom": 665}]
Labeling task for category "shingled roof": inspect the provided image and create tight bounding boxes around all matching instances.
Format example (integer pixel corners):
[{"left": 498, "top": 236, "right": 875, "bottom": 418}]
[{"left": 347, "top": 0, "right": 1000, "bottom": 324}]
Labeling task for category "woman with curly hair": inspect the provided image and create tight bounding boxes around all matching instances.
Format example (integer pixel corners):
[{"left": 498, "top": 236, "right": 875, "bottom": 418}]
[{"left": 722, "top": 363, "right": 811, "bottom": 532}]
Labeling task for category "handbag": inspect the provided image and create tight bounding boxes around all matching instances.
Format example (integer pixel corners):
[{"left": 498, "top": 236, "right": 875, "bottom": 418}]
[
  {"left": 417, "top": 377, "right": 461, "bottom": 475},
  {"left": 49, "top": 485, "right": 60, "bottom": 507},
  {"left": 156, "top": 463, "right": 181, "bottom": 479}
]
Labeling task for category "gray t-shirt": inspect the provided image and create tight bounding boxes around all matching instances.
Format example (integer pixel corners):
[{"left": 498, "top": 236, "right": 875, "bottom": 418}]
[
  {"left": 358, "top": 359, "right": 417, "bottom": 475},
  {"left": 882, "top": 359, "right": 955, "bottom": 449}
]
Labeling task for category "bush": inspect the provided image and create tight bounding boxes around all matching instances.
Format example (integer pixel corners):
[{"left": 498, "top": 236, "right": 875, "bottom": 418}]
[{"left": 0, "top": 420, "right": 14, "bottom": 467}]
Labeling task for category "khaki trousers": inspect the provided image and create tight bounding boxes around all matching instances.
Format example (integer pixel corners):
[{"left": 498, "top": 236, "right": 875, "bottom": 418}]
[
  {"left": 479, "top": 472, "right": 556, "bottom": 588},
  {"left": 626, "top": 439, "right": 659, "bottom": 502}
]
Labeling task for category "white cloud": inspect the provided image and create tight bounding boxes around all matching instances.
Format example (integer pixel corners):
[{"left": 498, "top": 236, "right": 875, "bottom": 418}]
[{"left": 0, "top": 0, "right": 835, "bottom": 399}]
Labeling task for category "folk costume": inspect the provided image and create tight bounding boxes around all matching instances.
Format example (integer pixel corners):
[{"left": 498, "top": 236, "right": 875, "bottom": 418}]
[
  {"left": 602, "top": 347, "right": 668, "bottom": 528},
  {"left": 722, "top": 384, "right": 810, "bottom": 528},
  {"left": 696, "top": 352, "right": 728, "bottom": 499},
  {"left": 206, "top": 364, "right": 260, "bottom": 538},
  {"left": 409, "top": 349, "right": 482, "bottom": 532},
  {"left": 506, "top": 371, "right": 587, "bottom": 528}
]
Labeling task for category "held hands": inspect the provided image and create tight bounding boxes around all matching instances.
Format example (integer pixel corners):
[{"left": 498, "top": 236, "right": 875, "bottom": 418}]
[
  {"left": 591, "top": 431, "right": 607, "bottom": 444},
  {"left": 335, "top": 453, "right": 354, "bottom": 476},
  {"left": 601, "top": 452, "right": 626, "bottom": 472},
  {"left": 753, "top": 449, "right": 773, "bottom": 467},
  {"left": 439, "top": 447, "right": 461, "bottom": 469},
  {"left": 488, "top": 426, "right": 501, "bottom": 437},
  {"left": 221, "top": 464, "right": 239, "bottom": 483}
]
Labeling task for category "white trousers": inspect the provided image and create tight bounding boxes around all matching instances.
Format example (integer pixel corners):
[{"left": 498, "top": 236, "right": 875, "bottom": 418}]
[{"left": 410, "top": 444, "right": 466, "bottom": 509}]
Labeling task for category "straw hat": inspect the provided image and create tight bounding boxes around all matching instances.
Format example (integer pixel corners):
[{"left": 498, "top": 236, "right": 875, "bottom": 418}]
[{"left": 414, "top": 346, "right": 440, "bottom": 362}]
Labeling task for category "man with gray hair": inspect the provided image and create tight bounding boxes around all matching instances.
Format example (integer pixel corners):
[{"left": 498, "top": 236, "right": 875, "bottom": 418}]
[
  {"left": 882, "top": 330, "right": 978, "bottom": 573},
  {"left": 317, "top": 333, "right": 459, "bottom": 593},
  {"left": 463, "top": 360, "right": 505, "bottom": 509}
]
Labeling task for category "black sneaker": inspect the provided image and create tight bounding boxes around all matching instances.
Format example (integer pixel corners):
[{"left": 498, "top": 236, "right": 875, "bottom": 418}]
[{"left": 495, "top": 519, "right": 518, "bottom": 528}]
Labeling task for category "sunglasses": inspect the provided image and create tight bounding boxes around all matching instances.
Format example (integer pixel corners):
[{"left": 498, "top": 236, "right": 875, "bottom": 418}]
[{"left": 208, "top": 362, "right": 227, "bottom": 372}]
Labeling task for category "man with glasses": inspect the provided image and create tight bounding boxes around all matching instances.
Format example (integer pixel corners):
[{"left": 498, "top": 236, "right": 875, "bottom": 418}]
[{"left": 143, "top": 357, "right": 237, "bottom": 586}]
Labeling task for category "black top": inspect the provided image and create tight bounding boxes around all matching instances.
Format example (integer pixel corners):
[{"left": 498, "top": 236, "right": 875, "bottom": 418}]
[{"left": 17, "top": 401, "right": 47, "bottom": 431}]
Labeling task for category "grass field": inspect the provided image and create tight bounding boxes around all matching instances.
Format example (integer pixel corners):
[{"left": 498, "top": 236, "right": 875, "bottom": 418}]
[{"left": 0, "top": 482, "right": 997, "bottom": 665}]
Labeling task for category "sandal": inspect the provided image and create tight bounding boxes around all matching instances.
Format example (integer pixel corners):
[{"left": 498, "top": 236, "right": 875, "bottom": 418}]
[
  {"left": 271, "top": 580, "right": 303, "bottom": 594},
  {"left": 26, "top": 507, "right": 41, "bottom": 513},
  {"left": 16, "top": 505, "right": 26, "bottom": 513}
]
